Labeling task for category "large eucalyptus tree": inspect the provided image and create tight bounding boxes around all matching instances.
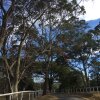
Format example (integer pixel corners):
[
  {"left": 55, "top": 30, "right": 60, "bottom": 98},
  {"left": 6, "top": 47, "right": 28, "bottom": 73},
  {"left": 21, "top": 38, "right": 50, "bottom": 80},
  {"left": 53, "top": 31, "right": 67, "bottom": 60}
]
[
  {"left": 0, "top": 0, "right": 49, "bottom": 93},
  {"left": 0, "top": 0, "right": 87, "bottom": 95}
]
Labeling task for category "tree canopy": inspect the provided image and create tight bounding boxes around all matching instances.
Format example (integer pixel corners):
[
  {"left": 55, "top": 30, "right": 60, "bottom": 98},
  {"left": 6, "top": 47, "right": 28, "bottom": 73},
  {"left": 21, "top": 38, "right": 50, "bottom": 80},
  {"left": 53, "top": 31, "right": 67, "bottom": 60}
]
[{"left": 0, "top": 0, "right": 100, "bottom": 96}]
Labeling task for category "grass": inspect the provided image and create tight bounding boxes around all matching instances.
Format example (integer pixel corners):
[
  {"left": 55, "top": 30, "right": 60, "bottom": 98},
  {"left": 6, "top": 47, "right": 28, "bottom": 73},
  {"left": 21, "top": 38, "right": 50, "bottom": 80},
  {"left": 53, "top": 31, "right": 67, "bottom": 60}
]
[
  {"left": 87, "top": 93, "right": 100, "bottom": 100},
  {"left": 79, "top": 93, "right": 100, "bottom": 100}
]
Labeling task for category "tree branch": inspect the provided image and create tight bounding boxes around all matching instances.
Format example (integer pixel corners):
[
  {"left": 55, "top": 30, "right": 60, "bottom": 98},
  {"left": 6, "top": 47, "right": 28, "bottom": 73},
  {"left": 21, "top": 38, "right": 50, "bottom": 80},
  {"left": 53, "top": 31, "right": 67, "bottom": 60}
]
[
  {"left": 6, "top": 0, "right": 15, "bottom": 17},
  {"left": 10, "top": 61, "right": 16, "bottom": 70},
  {"left": 2, "top": 56, "right": 14, "bottom": 77},
  {"left": 18, "top": 61, "right": 35, "bottom": 82},
  {"left": 0, "top": 0, "right": 6, "bottom": 14}
]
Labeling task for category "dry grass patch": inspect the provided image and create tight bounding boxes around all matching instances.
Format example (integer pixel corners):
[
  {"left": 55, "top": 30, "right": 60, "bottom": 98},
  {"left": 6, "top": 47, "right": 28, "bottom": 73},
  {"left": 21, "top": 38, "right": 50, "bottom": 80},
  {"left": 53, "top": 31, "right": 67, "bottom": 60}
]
[
  {"left": 81, "top": 93, "right": 100, "bottom": 100},
  {"left": 88, "top": 94, "right": 100, "bottom": 100},
  {"left": 36, "top": 95, "right": 59, "bottom": 100}
]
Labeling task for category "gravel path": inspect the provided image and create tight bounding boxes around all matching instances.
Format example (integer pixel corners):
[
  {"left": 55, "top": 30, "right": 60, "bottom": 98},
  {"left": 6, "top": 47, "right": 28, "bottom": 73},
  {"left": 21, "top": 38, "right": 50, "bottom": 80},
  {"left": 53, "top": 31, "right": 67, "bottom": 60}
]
[
  {"left": 37, "top": 94, "right": 86, "bottom": 100},
  {"left": 58, "top": 96, "right": 85, "bottom": 100},
  {"left": 54, "top": 94, "right": 85, "bottom": 100}
]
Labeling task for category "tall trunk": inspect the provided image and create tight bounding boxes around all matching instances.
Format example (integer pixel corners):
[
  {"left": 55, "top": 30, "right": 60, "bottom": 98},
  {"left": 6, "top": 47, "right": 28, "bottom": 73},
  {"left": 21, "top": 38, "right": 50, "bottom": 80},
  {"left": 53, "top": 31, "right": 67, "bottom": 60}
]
[
  {"left": 81, "top": 71, "right": 86, "bottom": 87},
  {"left": 43, "top": 67, "right": 49, "bottom": 95},
  {"left": 43, "top": 11, "right": 52, "bottom": 95},
  {"left": 96, "top": 73, "right": 99, "bottom": 86},
  {"left": 14, "top": 39, "right": 24, "bottom": 92},
  {"left": 83, "top": 61, "right": 88, "bottom": 87},
  {"left": 11, "top": 82, "right": 18, "bottom": 92},
  {"left": 2, "top": 36, "right": 12, "bottom": 93},
  {"left": 11, "top": 82, "right": 18, "bottom": 100},
  {"left": 49, "top": 77, "right": 53, "bottom": 92}
]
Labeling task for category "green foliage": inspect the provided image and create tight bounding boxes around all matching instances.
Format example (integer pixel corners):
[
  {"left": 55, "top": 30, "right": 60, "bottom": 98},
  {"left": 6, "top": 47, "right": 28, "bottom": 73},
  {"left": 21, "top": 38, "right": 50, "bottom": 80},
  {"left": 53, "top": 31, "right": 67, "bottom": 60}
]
[
  {"left": 19, "top": 77, "right": 34, "bottom": 91},
  {"left": 59, "top": 69, "right": 84, "bottom": 90}
]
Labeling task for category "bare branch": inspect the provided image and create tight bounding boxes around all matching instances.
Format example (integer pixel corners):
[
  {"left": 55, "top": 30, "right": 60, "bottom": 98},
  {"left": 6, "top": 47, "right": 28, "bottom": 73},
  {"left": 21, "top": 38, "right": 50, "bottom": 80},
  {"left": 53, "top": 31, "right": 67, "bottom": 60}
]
[
  {"left": 10, "top": 61, "right": 16, "bottom": 70},
  {"left": 0, "top": 0, "right": 6, "bottom": 14},
  {"left": 6, "top": 0, "right": 15, "bottom": 17},
  {"left": 2, "top": 56, "right": 14, "bottom": 77},
  {"left": 18, "top": 61, "right": 35, "bottom": 82}
]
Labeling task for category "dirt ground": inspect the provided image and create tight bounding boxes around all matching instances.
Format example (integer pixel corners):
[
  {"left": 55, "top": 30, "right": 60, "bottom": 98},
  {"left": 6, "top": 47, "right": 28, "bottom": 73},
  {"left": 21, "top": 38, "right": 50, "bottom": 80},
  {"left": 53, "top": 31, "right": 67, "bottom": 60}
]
[
  {"left": 87, "top": 94, "right": 100, "bottom": 100},
  {"left": 77, "top": 93, "right": 100, "bottom": 100},
  {"left": 36, "top": 95, "right": 59, "bottom": 100},
  {"left": 36, "top": 94, "right": 86, "bottom": 100},
  {"left": 36, "top": 93, "right": 100, "bottom": 100}
]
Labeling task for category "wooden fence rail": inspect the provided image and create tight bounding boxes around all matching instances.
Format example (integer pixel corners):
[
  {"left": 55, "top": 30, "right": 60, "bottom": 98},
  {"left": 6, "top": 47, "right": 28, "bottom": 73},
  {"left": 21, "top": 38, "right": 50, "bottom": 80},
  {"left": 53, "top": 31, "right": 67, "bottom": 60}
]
[{"left": 0, "top": 90, "right": 43, "bottom": 100}]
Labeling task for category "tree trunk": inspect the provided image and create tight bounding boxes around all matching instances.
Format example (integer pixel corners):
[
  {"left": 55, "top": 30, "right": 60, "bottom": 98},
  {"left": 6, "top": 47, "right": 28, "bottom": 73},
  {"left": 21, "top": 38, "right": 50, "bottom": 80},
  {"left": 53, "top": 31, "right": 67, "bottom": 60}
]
[
  {"left": 11, "top": 83, "right": 18, "bottom": 92},
  {"left": 43, "top": 67, "right": 49, "bottom": 95},
  {"left": 83, "top": 61, "right": 89, "bottom": 87},
  {"left": 96, "top": 73, "right": 99, "bottom": 86},
  {"left": 81, "top": 71, "right": 86, "bottom": 87},
  {"left": 11, "top": 82, "right": 18, "bottom": 100},
  {"left": 49, "top": 77, "right": 53, "bottom": 93}
]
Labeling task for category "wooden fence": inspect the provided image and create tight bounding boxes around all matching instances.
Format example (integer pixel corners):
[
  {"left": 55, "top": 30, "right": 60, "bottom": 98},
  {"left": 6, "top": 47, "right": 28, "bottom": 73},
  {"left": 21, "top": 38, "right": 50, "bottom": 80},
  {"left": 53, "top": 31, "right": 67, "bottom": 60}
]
[
  {"left": 66, "top": 86, "right": 100, "bottom": 94},
  {"left": 0, "top": 90, "right": 43, "bottom": 100}
]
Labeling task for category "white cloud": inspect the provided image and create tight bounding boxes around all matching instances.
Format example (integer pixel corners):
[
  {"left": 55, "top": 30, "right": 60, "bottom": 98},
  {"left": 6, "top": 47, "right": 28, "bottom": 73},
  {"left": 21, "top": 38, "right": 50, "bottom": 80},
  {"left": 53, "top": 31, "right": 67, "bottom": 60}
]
[{"left": 81, "top": 0, "right": 100, "bottom": 21}]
